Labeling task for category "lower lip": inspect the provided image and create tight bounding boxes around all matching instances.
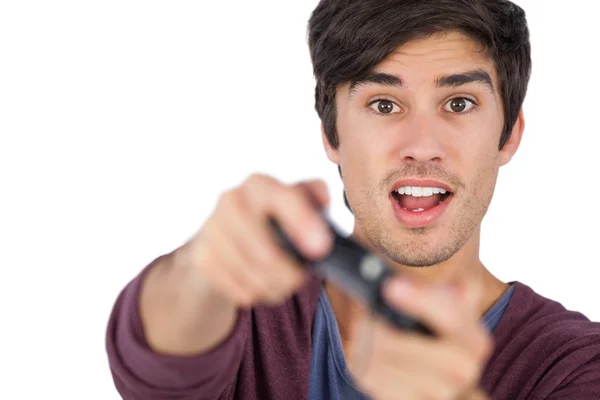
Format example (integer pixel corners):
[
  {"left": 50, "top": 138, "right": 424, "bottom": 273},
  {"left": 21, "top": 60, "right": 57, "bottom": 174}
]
[{"left": 390, "top": 193, "right": 453, "bottom": 228}]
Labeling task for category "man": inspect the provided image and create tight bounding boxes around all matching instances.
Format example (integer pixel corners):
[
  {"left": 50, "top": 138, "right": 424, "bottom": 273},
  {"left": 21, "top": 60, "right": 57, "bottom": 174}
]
[{"left": 106, "top": 0, "right": 600, "bottom": 399}]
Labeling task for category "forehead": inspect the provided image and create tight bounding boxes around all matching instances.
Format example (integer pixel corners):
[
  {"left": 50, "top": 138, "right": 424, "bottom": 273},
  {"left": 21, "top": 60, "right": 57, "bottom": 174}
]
[{"left": 374, "top": 31, "right": 497, "bottom": 85}]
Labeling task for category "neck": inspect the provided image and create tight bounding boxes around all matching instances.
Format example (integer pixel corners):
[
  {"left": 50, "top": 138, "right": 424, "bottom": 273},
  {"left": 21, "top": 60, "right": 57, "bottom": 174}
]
[{"left": 326, "top": 224, "right": 508, "bottom": 354}]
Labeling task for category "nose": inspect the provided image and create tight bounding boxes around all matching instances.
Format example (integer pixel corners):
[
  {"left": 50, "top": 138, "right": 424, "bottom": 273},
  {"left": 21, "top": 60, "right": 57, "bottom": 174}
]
[{"left": 395, "top": 110, "right": 446, "bottom": 163}]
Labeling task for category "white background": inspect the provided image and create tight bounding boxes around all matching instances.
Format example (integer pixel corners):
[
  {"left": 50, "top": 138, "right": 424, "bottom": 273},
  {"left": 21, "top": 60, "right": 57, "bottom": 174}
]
[{"left": 1, "top": 0, "right": 599, "bottom": 398}]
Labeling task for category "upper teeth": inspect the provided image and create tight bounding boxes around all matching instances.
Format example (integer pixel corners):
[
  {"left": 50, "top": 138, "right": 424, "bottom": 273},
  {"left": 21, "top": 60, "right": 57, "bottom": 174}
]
[{"left": 396, "top": 186, "right": 447, "bottom": 197}]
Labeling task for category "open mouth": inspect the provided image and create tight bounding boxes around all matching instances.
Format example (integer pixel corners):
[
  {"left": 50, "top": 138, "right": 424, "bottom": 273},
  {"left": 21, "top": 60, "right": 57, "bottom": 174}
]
[{"left": 391, "top": 186, "right": 453, "bottom": 213}]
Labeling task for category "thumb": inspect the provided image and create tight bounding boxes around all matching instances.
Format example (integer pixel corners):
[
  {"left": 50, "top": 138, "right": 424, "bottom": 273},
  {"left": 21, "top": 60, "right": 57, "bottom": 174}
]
[{"left": 452, "top": 276, "right": 484, "bottom": 319}]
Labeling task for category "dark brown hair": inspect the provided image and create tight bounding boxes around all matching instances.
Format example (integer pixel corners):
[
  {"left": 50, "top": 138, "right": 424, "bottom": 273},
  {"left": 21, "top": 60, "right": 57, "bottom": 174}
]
[{"left": 307, "top": 0, "right": 531, "bottom": 211}]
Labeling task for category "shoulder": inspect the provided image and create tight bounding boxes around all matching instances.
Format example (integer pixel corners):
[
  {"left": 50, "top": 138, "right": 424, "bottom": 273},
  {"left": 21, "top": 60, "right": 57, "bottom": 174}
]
[
  {"left": 483, "top": 281, "right": 600, "bottom": 399},
  {"left": 495, "top": 281, "right": 600, "bottom": 348}
]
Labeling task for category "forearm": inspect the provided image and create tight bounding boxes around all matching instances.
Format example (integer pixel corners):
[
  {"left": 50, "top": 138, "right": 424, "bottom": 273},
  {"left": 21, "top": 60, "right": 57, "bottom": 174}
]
[
  {"left": 106, "top": 254, "right": 248, "bottom": 399},
  {"left": 139, "top": 252, "right": 238, "bottom": 356}
]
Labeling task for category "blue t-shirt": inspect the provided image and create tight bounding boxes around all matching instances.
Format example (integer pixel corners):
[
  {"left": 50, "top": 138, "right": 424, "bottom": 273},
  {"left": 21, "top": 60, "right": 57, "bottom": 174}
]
[{"left": 308, "top": 283, "right": 516, "bottom": 399}]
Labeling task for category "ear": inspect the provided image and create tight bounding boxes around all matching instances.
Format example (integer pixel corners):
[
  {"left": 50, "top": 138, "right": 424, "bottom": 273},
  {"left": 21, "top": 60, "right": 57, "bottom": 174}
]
[
  {"left": 321, "top": 123, "right": 340, "bottom": 165},
  {"left": 499, "top": 108, "right": 525, "bottom": 166}
]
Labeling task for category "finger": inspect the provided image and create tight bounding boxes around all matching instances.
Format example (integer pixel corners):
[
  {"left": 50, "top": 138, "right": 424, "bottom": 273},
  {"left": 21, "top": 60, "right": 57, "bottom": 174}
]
[
  {"left": 367, "top": 324, "right": 483, "bottom": 392},
  {"left": 204, "top": 257, "right": 257, "bottom": 307},
  {"left": 195, "top": 239, "right": 261, "bottom": 307},
  {"left": 243, "top": 174, "right": 333, "bottom": 260},
  {"left": 382, "top": 278, "right": 492, "bottom": 359},
  {"left": 358, "top": 356, "right": 458, "bottom": 400},
  {"left": 216, "top": 190, "right": 308, "bottom": 298},
  {"left": 205, "top": 226, "right": 273, "bottom": 304},
  {"left": 213, "top": 226, "right": 307, "bottom": 306},
  {"left": 357, "top": 366, "right": 420, "bottom": 400},
  {"left": 357, "top": 331, "right": 483, "bottom": 400}
]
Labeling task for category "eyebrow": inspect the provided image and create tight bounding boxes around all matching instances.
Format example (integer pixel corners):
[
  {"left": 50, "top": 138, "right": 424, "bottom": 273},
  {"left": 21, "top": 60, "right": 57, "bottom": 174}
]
[
  {"left": 348, "top": 73, "right": 402, "bottom": 97},
  {"left": 348, "top": 68, "right": 495, "bottom": 98},
  {"left": 435, "top": 69, "right": 495, "bottom": 95}
]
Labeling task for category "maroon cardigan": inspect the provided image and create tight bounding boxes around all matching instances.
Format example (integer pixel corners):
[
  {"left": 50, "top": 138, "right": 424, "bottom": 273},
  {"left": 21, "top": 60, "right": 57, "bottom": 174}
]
[{"left": 106, "top": 259, "right": 600, "bottom": 399}]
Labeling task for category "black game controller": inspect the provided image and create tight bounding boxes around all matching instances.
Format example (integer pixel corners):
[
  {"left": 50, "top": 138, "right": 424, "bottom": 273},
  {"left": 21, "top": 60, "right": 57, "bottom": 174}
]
[{"left": 270, "top": 214, "right": 434, "bottom": 336}]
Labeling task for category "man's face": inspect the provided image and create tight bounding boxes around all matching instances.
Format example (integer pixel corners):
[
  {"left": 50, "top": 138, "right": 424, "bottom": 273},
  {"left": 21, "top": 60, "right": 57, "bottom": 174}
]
[{"left": 324, "top": 31, "right": 523, "bottom": 267}]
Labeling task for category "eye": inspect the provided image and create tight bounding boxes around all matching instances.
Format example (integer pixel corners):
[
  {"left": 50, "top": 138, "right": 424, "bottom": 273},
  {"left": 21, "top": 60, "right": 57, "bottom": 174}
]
[
  {"left": 368, "top": 99, "right": 401, "bottom": 115},
  {"left": 443, "top": 97, "right": 476, "bottom": 113}
]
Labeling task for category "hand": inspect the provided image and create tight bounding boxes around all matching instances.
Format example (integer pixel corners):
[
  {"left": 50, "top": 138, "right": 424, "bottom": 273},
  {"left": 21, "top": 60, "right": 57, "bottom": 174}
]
[
  {"left": 456, "top": 388, "right": 490, "bottom": 400},
  {"left": 349, "top": 277, "right": 493, "bottom": 400},
  {"left": 175, "top": 173, "right": 333, "bottom": 308}
]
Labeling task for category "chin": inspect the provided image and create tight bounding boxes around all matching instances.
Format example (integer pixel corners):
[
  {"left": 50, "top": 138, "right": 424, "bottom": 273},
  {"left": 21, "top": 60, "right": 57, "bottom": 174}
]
[
  {"left": 375, "top": 215, "right": 470, "bottom": 262},
  {"left": 389, "top": 252, "right": 452, "bottom": 268}
]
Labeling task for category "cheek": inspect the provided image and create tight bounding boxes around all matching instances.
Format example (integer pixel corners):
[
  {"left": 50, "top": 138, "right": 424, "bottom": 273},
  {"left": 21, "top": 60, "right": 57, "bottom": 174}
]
[
  {"left": 337, "top": 136, "right": 385, "bottom": 201},
  {"left": 339, "top": 115, "right": 398, "bottom": 163},
  {"left": 338, "top": 112, "right": 389, "bottom": 165},
  {"left": 339, "top": 145, "right": 376, "bottom": 186},
  {"left": 453, "top": 119, "right": 502, "bottom": 168},
  {"left": 452, "top": 129, "right": 501, "bottom": 200},
  {"left": 468, "top": 151, "right": 500, "bottom": 203}
]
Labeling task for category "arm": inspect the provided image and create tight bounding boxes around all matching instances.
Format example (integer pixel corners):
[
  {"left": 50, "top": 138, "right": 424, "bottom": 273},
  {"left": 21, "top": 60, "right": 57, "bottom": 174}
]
[
  {"left": 546, "top": 359, "right": 600, "bottom": 399},
  {"left": 138, "top": 251, "right": 238, "bottom": 357},
  {"left": 105, "top": 255, "right": 249, "bottom": 400},
  {"left": 105, "top": 176, "right": 332, "bottom": 399}
]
